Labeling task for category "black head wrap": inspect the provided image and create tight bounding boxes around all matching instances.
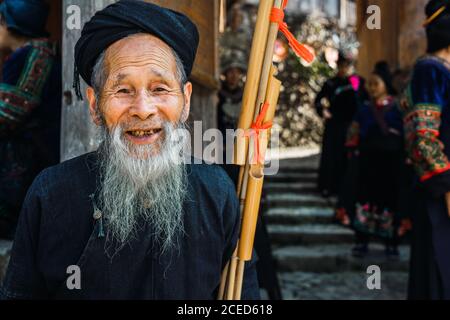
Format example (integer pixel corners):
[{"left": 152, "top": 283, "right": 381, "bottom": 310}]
[
  {"left": 337, "top": 50, "right": 353, "bottom": 67},
  {"left": 73, "top": 0, "right": 200, "bottom": 100},
  {"left": 425, "top": 0, "right": 450, "bottom": 53},
  {"left": 0, "top": 0, "right": 49, "bottom": 38},
  {"left": 373, "top": 61, "right": 397, "bottom": 96}
]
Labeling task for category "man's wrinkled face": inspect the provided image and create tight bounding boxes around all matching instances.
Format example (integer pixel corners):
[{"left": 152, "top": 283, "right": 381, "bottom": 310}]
[
  {"left": 85, "top": 35, "right": 191, "bottom": 251},
  {"left": 87, "top": 33, "right": 192, "bottom": 155}
]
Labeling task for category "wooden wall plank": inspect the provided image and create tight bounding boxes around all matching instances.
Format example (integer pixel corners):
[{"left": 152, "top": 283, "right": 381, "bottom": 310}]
[
  {"left": 356, "top": 0, "right": 428, "bottom": 78},
  {"left": 146, "top": 0, "right": 220, "bottom": 89}
]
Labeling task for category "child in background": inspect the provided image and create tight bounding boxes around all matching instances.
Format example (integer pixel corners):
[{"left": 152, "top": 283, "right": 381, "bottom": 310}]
[{"left": 341, "top": 62, "right": 406, "bottom": 258}]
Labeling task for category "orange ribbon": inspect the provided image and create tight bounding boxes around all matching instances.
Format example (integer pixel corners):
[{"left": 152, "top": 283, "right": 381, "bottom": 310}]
[
  {"left": 244, "top": 102, "right": 273, "bottom": 165},
  {"left": 270, "top": 0, "right": 315, "bottom": 64}
]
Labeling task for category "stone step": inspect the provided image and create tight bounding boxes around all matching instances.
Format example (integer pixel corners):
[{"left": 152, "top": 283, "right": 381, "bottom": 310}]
[
  {"left": 273, "top": 244, "right": 410, "bottom": 273},
  {"left": 279, "top": 271, "right": 408, "bottom": 300},
  {"left": 265, "top": 172, "right": 318, "bottom": 183},
  {"left": 265, "top": 207, "right": 335, "bottom": 225},
  {"left": 263, "top": 182, "right": 317, "bottom": 194},
  {"left": 265, "top": 193, "right": 335, "bottom": 208},
  {"left": 274, "top": 167, "right": 318, "bottom": 174},
  {"left": 277, "top": 156, "right": 320, "bottom": 171},
  {"left": 268, "top": 224, "right": 354, "bottom": 245},
  {"left": 0, "top": 240, "right": 12, "bottom": 285}
]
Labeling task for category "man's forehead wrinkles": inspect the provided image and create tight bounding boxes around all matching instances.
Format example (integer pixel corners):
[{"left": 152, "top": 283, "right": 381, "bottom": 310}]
[
  {"left": 107, "top": 51, "right": 175, "bottom": 75},
  {"left": 107, "top": 58, "right": 176, "bottom": 83},
  {"left": 109, "top": 64, "right": 174, "bottom": 83}
]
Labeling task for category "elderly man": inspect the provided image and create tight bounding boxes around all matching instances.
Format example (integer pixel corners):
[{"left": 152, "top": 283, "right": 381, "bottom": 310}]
[{"left": 0, "top": 0, "right": 259, "bottom": 300}]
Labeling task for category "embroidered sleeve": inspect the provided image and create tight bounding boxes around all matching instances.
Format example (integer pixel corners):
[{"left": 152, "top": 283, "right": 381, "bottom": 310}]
[
  {"left": 403, "top": 102, "right": 450, "bottom": 181},
  {"left": 403, "top": 62, "right": 450, "bottom": 188},
  {"left": 0, "top": 46, "right": 53, "bottom": 133},
  {"left": 345, "top": 121, "right": 360, "bottom": 148}
]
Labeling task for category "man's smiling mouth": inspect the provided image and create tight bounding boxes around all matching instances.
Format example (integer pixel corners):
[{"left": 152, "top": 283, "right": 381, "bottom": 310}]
[{"left": 126, "top": 128, "right": 162, "bottom": 137}]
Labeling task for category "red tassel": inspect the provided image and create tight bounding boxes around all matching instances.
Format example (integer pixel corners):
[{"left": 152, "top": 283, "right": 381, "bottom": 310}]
[
  {"left": 270, "top": 0, "right": 315, "bottom": 64},
  {"left": 244, "top": 102, "right": 273, "bottom": 165}
]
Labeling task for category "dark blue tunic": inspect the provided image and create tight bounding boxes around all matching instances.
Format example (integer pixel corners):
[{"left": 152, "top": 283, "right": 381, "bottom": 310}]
[
  {"left": 341, "top": 98, "right": 405, "bottom": 240},
  {"left": 0, "top": 152, "right": 259, "bottom": 299}
]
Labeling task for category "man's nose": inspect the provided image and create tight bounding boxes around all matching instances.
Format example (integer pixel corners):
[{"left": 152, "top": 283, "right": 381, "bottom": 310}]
[{"left": 129, "top": 90, "right": 158, "bottom": 120}]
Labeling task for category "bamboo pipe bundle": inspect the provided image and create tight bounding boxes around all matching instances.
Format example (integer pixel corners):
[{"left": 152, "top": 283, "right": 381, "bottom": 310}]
[
  {"left": 218, "top": 0, "right": 275, "bottom": 300},
  {"left": 219, "top": 0, "right": 284, "bottom": 300},
  {"left": 221, "top": 72, "right": 282, "bottom": 300}
]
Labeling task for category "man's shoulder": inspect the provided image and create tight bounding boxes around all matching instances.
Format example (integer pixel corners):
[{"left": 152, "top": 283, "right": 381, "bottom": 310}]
[{"left": 31, "top": 152, "right": 96, "bottom": 196}]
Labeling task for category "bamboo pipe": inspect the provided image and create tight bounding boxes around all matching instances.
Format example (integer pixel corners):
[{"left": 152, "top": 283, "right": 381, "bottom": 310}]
[
  {"left": 238, "top": 169, "right": 265, "bottom": 261},
  {"left": 234, "top": 0, "right": 274, "bottom": 167},
  {"left": 236, "top": 0, "right": 283, "bottom": 232},
  {"left": 264, "top": 67, "right": 281, "bottom": 127},
  {"left": 222, "top": 0, "right": 284, "bottom": 300},
  {"left": 252, "top": 0, "right": 283, "bottom": 126},
  {"left": 221, "top": 0, "right": 274, "bottom": 298},
  {"left": 238, "top": 0, "right": 283, "bottom": 202},
  {"left": 232, "top": 72, "right": 282, "bottom": 300},
  {"left": 232, "top": 72, "right": 281, "bottom": 299},
  {"left": 236, "top": 0, "right": 274, "bottom": 132},
  {"left": 233, "top": 166, "right": 264, "bottom": 299},
  {"left": 227, "top": 0, "right": 283, "bottom": 300},
  {"left": 225, "top": 246, "right": 239, "bottom": 300},
  {"left": 237, "top": 72, "right": 281, "bottom": 262},
  {"left": 220, "top": 0, "right": 274, "bottom": 300},
  {"left": 259, "top": 72, "right": 281, "bottom": 170},
  {"left": 252, "top": 73, "right": 281, "bottom": 174},
  {"left": 233, "top": 257, "right": 246, "bottom": 300},
  {"left": 218, "top": 260, "right": 230, "bottom": 300},
  {"left": 239, "top": 71, "right": 281, "bottom": 261}
]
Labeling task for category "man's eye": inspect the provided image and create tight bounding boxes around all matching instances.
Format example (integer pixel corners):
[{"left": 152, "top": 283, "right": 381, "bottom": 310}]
[
  {"left": 117, "top": 88, "right": 131, "bottom": 94},
  {"left": 154, "top": 87, "right": 168, "bottom": 93}
]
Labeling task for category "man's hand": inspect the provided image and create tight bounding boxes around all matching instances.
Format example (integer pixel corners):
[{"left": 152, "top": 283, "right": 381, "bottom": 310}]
[{"left": 445, "top": 192, "right": 450, "bottom": 218}]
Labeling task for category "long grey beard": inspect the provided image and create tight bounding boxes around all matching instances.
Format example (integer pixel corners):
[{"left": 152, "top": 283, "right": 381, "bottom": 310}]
[{"left": 97, "top": 121, "right": 189, "bottom": 255}]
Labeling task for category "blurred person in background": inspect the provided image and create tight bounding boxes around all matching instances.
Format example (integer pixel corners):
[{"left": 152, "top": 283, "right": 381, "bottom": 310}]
[
  {"left": 217, "top": 50, "right": 246, "bottom": 181},
  {"left": 340, "top": 62, "right": 408, "bottom": 258},
  {"left": 0, "top": 0, "right": 61, "bottom": 239},
  {"left": 404, "top": 0, "right": 450, "bottom": 300},
  {"left": 315, "top": 51, "right": 368, "bottom": 198}
]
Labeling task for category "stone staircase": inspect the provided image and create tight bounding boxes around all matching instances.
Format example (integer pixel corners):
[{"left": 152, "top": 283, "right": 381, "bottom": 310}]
[{"left": 263, "top": 155, "right": 410, "bottom": 300}]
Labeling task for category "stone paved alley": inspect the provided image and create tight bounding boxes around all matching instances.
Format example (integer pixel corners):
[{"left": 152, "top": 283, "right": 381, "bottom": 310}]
[{"left": 263, "top": 155, "right": 410, "bottom": 300}]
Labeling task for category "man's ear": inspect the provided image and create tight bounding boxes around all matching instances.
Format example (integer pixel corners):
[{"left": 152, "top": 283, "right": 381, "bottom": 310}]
[
  {"left": 86, "top": 87, "right": 101, "bottom": 126},
  {"left": 180, "top": 81, "right": 192, "bottom": 123}
]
